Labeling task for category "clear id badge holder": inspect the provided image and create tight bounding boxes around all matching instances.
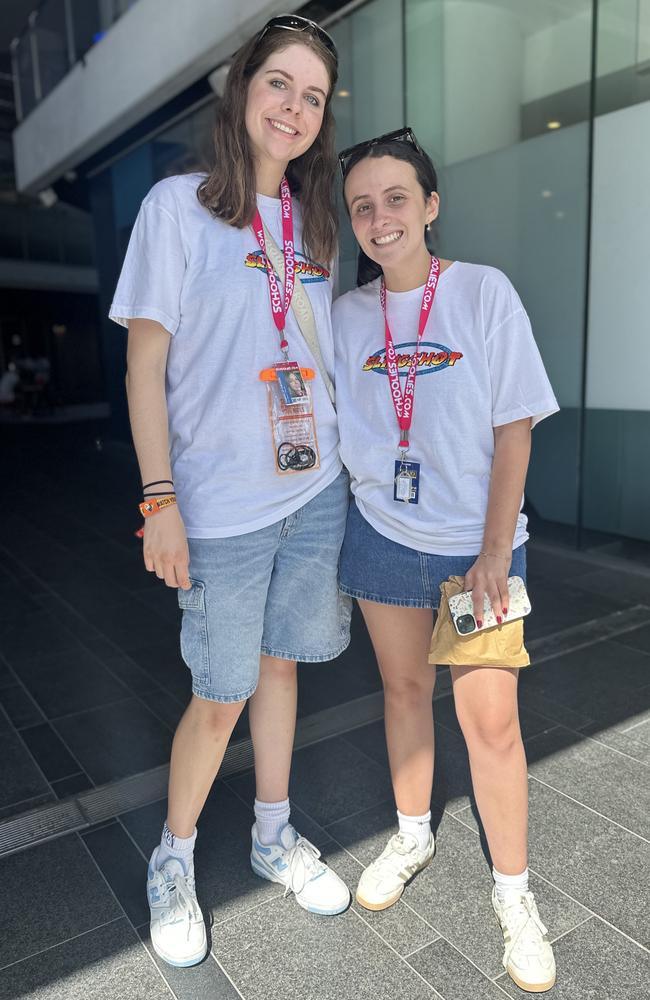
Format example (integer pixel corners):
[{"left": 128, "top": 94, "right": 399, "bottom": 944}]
[{"left": 259, "top": 363, "right": 321, "bottom": 474}]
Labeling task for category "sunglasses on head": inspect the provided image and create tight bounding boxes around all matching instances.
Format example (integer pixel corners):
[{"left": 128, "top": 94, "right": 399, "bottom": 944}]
[
  {"left": 256, "top": 14, "right": 338, "bottom": 63},
  {"left": 338, "top": 127, "right": 425, "bottom": 179}
]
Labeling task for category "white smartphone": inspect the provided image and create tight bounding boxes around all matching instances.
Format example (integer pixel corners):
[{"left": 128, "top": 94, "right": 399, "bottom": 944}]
[{"left": 447, "top": 576, "right": 531, "bottom": 636}]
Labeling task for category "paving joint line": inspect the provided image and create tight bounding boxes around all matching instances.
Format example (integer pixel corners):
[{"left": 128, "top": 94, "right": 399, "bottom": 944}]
[
  {"left": 0, "top": 915, "right": 124, "bottom": 976},
  {"left": 528, "top": 774, "right": 650, "bottom": 844}
]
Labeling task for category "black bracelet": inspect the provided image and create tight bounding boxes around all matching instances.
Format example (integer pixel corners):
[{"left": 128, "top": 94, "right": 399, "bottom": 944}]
[
  {"left": 142, "top": 491, "right": 176, "bottom": 498},
  {"left": 142, "top": 479, "right": 174, "bottom": 490}
]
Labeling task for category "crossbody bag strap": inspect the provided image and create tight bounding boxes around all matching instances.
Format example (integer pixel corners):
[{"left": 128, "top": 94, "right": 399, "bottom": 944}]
[{"left": 262, "top": 223, "right": 336, "bottom": 406}]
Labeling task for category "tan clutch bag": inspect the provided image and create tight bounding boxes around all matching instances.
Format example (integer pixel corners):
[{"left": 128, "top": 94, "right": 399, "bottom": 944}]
[{"left": 428, "top": 576, "right": 530, "bottom": 668}]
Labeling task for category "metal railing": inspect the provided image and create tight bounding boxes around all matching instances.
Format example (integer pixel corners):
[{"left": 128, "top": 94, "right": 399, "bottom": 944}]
[{"left": 10, "top": 0, "right": 137, "bottom": 122}]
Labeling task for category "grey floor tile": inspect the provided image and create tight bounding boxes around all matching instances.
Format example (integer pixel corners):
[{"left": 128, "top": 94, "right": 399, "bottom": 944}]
[
  {"left": 407, "top": 937, "right": 509, "bottom": 999},
  {"left": 523, "top": 583, "right": 620, "bottom": 641},
  {"left": 82, "top": 821, "right": 150, "bottom": 927},
  {"left": 20, "top": 722, "right": 82, "bottom": 782},
  {"left": 14, "top": 647, "right": 132, "bottom": 720},
  {"left": 216, "top": 894, "right": 439, "bottom": 1000},
  {"left": 525, "top": 548, "right": 594, "bottom": 584},
  {"left": 100, "top": 651, "right": 162, "bottom": 696},
  {"left": 322, "top": 840, "right": 440, "bottom": 957},
  {"left": 525, "top": 779, "right": 650, "bottom": 947},
  {"left": 53, "top": 698, "right": 172, "bottom": 785},
  {"left": 121, "top": 782, "right": 282, "bottom": 928},
  {"left": 51, "top": 771, "right": 94, "bottom": 798},
  {"left": 613, "top": 623, "right": 650, "bottom": 656},
  {"left": 570, "top": 568, "right": 650, "bottom": 606},
  {"left": 0, "top": 918, "right": 173, "bottom": 1000},
  {"left": 342, "top": 717, "right": 474, "bottom": 816},
  {"left": 86, "top": 602, "right": 178, "bottom": 652},
  {"left": 34, "top": 592, "right": 103, "bottom": 641},
  {"left": 138, "top": 924, "right": 240, "bottom": 999},
  {"left": 394, "top": 812, "right": 588, "bottom": 979},
  {"left": 517, "top": 688, "right": 594, "bottom": 731},
  {"left": 497, "top": 916, "right": 650, "bottom": 1000},
  {"left": 145, "top": 687, "right": 186, "bottom": 731},
  {"left": 0, "top": 683, "right": 46, "bottom": 729},
  {"left": 581, "top": 724, "right": 650, "bottom": 764},
  {"left": 240, "top": 734, "right": 392, "bottom": 828},
  {"left": 0, "top": 834, "right": 122, "bottom": 968},
  {"left": 519, "top": 641, "right": 650, "bottom": 730},
  {"left": 0, "top": 609, "right": 81, "bottom": 667},
  {"left": 0, "top": 729, "right": 51, "bottom": 811},
  {"left": 296, "top": 659, "right": 379, "bottom": 717},
  {"left": 0, "top": 791, "right": 55, "bottom": 821},
  {"left": 125, "top": 640, "right": 192, "bottom": 702},
  {"left": 526, "top": 725, "right": 650, "bottom": 838}
]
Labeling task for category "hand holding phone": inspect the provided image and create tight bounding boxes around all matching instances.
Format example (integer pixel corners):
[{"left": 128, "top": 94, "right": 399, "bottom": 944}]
[{"left": 448, "top": 576, "right": 531, "bottom": 636}]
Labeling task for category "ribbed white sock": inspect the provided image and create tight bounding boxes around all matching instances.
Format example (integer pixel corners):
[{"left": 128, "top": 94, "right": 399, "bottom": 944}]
[
  {"left": 254, "top": 797, "right": 291, "bottom": 846},
  {"left": 493, "top": 866, "right": 529, "bottom": 902},
  {"left": 397, "top": 809, "right": 432, "bottom": 852},
  {"left": 157, "top": 821, "right": 196, "bottom": 876}
]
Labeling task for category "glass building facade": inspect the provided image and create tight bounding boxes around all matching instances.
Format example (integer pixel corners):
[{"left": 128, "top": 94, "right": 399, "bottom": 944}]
[{"left": 91, "top": 0, "right": 650, "bottom": 550}]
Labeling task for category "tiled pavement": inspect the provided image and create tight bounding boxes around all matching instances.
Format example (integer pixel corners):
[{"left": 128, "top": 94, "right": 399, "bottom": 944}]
[{"left": 1, "top": 421, "right": 649, "bottom": 999}]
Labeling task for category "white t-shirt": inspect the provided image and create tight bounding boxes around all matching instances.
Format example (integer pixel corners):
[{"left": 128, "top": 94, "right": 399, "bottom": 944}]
[
  {"left": 110, "top": 173, "right": 341, "bottom": 538},
  {"left": 333, "top": 262, "right": 559, "bottom": 555}
]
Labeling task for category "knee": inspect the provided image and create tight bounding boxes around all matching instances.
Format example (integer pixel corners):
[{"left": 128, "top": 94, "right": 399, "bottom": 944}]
[
  {"left": 189, "top": 695, "right": 245, "bottom": 735},
  {"left": 458, "top": 708, "right": 521, "bottom": 756},
  {"left": 383, "top": 673, "right": 434, "bottom": 709},
  {"left": 259, "top": 656, "right": 297, "bottom": 685}
]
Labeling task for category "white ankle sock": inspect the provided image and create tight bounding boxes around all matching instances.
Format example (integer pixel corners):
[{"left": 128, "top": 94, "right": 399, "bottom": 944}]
[
  {"left": 397, "top": 809, "right": 432, "bottom": 852},
  {"left": 254, "top": 798, "right": 291, "bottom": 846},
  {"left": 493, "top": 866, "right": 529, "bottom": 902},
  {"left": 157, "top": 821, "right": 196, "bottom": 876}
]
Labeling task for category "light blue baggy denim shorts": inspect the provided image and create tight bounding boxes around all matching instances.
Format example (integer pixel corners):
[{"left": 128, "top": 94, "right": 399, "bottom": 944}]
[
  {"left": 177, "top": 470, "right": 352, "bottom": 703},
  {"left": 339, "top": 500, "right": 527, "bottom": 608}
]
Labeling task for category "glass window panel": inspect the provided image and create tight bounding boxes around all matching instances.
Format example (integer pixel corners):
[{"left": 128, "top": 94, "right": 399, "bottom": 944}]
[{"left": 34, "top": 0, "right": 70, "bottom": 100}]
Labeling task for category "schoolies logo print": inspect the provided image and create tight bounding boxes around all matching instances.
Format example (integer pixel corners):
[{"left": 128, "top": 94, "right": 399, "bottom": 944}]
[
  {"left": 363, "top": 342, "right": 463, "bottom": 376},
  {"left": 245, "top": 250, "right": 330, "bottom": 283}
]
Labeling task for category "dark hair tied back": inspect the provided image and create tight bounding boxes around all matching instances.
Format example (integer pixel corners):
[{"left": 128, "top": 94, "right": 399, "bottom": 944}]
[{"left": 343, "top": 140, "right": 438, "bottom": 287}]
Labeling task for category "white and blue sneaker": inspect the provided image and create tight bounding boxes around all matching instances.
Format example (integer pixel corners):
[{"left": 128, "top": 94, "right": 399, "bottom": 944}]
[
  {"left": 250, "top": 823, "right": 350, "bottom": 915},
  {"left": 147, "top": 847, "right": 207, "bottom": 967}
]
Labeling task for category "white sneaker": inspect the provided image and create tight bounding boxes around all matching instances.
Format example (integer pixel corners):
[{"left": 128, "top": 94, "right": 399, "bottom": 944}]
[
  {"left": 250, "top": 823, "right": 350, "bottom": 915},
  {"left": 147, "top": 847, "right": 207, "bottom": 968},
  {"left": 492, "top": 887, "right": 557, "bottom": 993},
  {"left": 356, "top": 830, "right": 435, "bottom": 911}
]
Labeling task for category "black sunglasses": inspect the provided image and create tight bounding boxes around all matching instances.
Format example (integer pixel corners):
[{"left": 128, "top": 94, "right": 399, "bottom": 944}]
[
  {"left": 256, "top": 14, "right": 338, "bottom": 63},
  {"left": 338, "top": 127, "right": 425, "bottom": 179}
]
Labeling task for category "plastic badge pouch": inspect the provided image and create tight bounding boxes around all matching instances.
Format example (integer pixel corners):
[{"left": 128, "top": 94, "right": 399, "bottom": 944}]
[
  {"left": 261, "top": 366, "right": 321, "bottom": 475},
  {"left": 447, "top": 575, "right": 531, "bottom": 636}
]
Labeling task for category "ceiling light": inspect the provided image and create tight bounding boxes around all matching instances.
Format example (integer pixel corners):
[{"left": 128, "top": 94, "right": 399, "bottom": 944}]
[
  {"left": 546, "top": 120, "right": 561, "bottom": 130},
  {"left": 337, "top": 89, "right": 351, "bottom": 98}
]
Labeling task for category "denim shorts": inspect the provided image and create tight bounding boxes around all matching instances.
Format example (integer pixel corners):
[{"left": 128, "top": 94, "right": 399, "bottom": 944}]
[
  {"left": 339, "top": 500, "right": 527, "bottom": 609},
  {"left": 177, "top": 470, "right": 352, "bottom": 702}
]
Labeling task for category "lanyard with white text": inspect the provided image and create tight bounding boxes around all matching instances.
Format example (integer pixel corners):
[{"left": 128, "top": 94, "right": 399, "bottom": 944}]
[
  {"left": 252, "top": 176, "right": 295, "bottom": 358},
  {"left": 380, "top": 255, "right": 441, "bottom": 503}
]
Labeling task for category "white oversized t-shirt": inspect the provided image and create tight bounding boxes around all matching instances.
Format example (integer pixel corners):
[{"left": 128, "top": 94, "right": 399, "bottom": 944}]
[
  {"left": 110, "top": 173, "right": 341, "bottom": 538},
  {"left": 333, "top": 262, "right": 559, "bottom": 555}
]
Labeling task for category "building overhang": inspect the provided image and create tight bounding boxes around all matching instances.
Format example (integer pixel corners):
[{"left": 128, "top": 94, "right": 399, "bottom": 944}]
[{"left": 12, "top": 0, "right": 300, "bottom": 194}]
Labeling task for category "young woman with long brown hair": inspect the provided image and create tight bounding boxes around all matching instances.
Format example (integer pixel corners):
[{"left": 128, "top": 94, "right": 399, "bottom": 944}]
[{"left": 110, "top": 15, "right": 351, "bottom": 968}]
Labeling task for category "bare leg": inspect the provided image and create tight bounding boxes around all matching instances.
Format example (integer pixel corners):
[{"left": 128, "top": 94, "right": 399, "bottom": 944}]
[
  {"left": 248, "top": 654, "right": 298, "bottom": 802},
  {"left": 451, "top": 665, "right": 528, "bottom": 874},
  {"left": 358, "top": 600, "right": 436, "bottom": 816},
  {"left": 166, "top": 694, "right": 246, "bottom": 838}
]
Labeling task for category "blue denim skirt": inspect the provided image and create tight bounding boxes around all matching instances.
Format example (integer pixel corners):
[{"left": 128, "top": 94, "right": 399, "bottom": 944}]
[{"left": 339, "top": 500, "right": 527, "bottom": 609}]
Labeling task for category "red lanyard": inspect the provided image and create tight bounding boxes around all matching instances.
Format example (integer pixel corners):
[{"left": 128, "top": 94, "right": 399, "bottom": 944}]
[
  {"left": 252, "top": 176, "right": 295, "bottom": 355},
  {"left": 380, "top": 255, "right": 441, "bottom": 451}
]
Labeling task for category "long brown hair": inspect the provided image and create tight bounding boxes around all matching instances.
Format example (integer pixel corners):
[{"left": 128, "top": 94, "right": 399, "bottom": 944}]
[{"left": 197, "top": 28, "right": 338, "bottom": 263}]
